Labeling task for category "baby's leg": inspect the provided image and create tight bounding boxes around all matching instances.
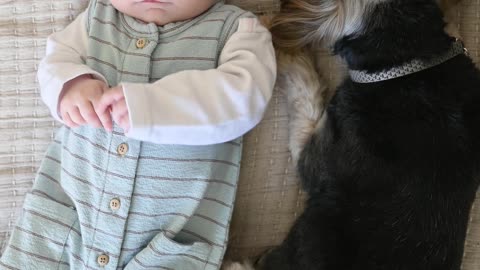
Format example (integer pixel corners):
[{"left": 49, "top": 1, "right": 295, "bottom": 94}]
[{"left": 0, "top": 192, "right": 79, "bottom": 269}]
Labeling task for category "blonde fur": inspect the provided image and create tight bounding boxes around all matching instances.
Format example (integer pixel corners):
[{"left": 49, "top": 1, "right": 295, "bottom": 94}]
[
  {"left": 271, "top": 0, "right": 385, "bottom": 50},
  {"left": 259, "top": 15, "right": 328, "bottom": 164},
  {"left": 276, "top": 49, "right": 327, "bottom": 164}
]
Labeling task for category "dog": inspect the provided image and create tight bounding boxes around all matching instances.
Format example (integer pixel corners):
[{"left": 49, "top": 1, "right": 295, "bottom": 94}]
[{"left": 225, "top": 0, "right": 480, "bottom": 269}]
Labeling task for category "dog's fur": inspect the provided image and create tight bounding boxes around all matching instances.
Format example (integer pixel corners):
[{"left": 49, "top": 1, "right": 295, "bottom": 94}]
[{"left": 226, "top": 0, "right": 480, "bottom": 269}]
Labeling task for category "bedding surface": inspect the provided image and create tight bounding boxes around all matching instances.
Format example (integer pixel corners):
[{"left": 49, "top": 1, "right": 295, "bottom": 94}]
[{"left": 0, "top": 1, "right": 478, "bottom": 269}]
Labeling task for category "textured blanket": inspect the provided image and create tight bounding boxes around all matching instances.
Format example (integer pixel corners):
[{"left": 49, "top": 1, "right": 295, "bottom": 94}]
[{"left": 0, "top": 0, "right": 478, "bottom": 269}]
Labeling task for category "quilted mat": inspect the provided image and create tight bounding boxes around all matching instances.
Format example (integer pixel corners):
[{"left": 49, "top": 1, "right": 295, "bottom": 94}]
[{"left": 0, "top": 1, "right": 478, "bottom": 269}]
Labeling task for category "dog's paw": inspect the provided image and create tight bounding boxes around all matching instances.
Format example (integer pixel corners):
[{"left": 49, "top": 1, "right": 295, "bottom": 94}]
[{"left": 222, "top": 261, "right": 255, "bottom": 270}]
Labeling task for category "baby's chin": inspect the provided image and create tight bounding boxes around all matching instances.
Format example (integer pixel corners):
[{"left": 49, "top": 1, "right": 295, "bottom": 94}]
[
  {"left": 131, "top": 9, "right": 175, "bottom": 26},
  {"left": 151, "top": 16, "right": 190, "bottom": 26}
]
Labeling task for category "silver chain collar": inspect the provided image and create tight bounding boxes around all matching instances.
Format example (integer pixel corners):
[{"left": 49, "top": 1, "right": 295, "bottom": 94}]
[{"left": 349, "top": 40, "right": 468, "bottom": 83}]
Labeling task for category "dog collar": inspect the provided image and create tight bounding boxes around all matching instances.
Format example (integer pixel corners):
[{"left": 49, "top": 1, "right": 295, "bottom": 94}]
[{"left": 349, "top": 40, "right": 467, "bottom": 83}]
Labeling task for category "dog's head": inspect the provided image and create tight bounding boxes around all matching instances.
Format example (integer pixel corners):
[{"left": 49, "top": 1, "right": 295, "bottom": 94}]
[{"left": 271, "top": 0, "right": 461, "bottom": 52}]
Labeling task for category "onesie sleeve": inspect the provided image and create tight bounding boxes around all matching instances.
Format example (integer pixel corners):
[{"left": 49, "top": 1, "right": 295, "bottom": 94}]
[
  {"left": 122, "top": 17, "right": 277, "bottom": 145},
  {"left": 37, "top": 11, "right": 108, "bottom": 122}
]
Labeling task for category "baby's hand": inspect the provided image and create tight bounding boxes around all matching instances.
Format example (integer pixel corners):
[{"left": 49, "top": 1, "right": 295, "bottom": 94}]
[
  {"left": 59, "top": 74, "right": 108, "bottom": 129},
  {"left": 97, "top": 86, "right": 130, "bottom": 132}
]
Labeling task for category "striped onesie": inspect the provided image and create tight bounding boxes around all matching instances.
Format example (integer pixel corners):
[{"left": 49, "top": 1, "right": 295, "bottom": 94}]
[{"left": 0, "top": 1, "right": 276, "bottom": 269}]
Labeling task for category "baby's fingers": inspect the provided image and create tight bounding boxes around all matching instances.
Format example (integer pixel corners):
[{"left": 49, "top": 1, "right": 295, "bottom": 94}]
[
  {"left": 79, "top": 102, "right": 103, "bottom": 129},
  {"left": 111, "top": 99, "right": 128, "bottom": 122},
  {"left": 69, "top": 107, "right": 87, "bottom": 126},
  {"left": 61, "top": 111, "right": 79, "bottom": 128},
  {"left": 94, "top": 100, "right": 113, "bottom": 132},
  {"left": 95, "top": 106, "right": 113, "bottom": 132},
  {"left": 118, "top": 114, "right": 130, "bottom": 133},
  {"left": 96, "top": 87, "right": 124, "bottom": 132}
]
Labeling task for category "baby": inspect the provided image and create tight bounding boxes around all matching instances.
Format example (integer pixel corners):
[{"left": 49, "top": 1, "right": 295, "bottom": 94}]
[{"left": 0, "top": 0, "right": 276, "bottom": 269}]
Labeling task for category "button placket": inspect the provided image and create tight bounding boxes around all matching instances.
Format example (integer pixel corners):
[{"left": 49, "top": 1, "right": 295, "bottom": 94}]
[{"left": 86, "top": 135, "right": 139, "bottom": 268}]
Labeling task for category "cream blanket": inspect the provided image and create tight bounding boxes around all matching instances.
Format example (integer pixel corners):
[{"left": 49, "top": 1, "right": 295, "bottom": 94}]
[{"left": 0, "top": 0, "right": 478, "bottom": 268}]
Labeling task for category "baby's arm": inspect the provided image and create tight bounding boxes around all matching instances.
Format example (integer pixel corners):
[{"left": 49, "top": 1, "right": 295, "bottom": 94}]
[
  {"left": 110, "top": 18, "right": 276, "bottom": 145},
  {"left": 38, "top": 11, "right": 108, "bottom": 125}
]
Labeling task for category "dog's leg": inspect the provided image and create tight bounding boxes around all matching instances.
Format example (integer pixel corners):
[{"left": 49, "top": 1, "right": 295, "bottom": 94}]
[{"left": 276, "top": 49, "right": 328, "bottom": 164}]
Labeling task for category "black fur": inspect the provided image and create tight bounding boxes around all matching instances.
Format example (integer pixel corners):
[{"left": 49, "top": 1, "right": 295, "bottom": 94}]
[{"left": 260, "top": 0, "right": 480, "bottom": 269}]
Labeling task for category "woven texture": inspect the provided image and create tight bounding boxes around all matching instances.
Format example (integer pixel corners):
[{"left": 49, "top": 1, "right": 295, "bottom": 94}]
[
  {"left": 0, "top": 0, "right": 90, "bottom": 253},
  {"left": 0, "top": 1, "right": 478, "bottom": 269}
]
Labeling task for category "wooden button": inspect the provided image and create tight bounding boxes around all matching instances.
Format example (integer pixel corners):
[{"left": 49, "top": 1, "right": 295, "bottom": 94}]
[
  {"left": 97, "top": 254, "right": 109, "bottom": 266},
  {"left": 117, "top": 143, "right": 129, "bottom": 156},
  {"left": 136, "top": 38, "right": 147, "bottom": 48},
  {"left": 109, "top": 198, "right": 121, "bottom": 211}
]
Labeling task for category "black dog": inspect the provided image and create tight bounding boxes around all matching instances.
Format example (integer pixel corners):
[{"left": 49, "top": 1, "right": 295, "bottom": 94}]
[{"left": 259, "top": 0, "right": 480, "bottom": 269}]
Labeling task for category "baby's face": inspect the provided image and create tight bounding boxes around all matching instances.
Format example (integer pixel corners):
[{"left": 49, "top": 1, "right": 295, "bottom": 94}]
[{"left": 110, "top": 0, "right": 218, "bottom": 25}]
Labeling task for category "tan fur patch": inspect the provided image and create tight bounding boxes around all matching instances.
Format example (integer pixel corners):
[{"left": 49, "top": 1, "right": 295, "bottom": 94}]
[
  {"left": 221, "top": 261, "right": 255, "bottom": 270},
  {"left": 270, "top": 0, "right": 383, "bottom": 50},
  {"left": 441, "top": 0, "right": 463, "bottom": 38},
  {"left": 275, "top": 50, "right": 328, "bottom": 163},
  {"left": 439, "top": 0, "right": 462, "bottom": 11}
]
